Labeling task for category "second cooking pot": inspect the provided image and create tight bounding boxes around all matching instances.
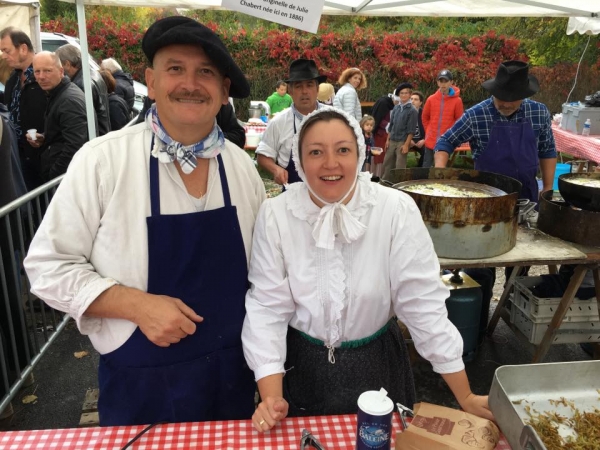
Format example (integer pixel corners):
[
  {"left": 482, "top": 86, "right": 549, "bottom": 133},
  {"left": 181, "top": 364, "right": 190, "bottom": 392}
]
[
  {"left": 558, "top": 172, "right": 600, "bottom": 212},
  {"left": 387, "top": 168, "right": 522, "bottom": 259}
]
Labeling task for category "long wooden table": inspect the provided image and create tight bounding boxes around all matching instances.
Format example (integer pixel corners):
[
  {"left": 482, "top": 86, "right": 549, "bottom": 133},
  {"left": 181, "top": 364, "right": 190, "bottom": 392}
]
[
  {"left": 439, "top": 227, "right": 600, "bottom": 362},
  {"left": 0, "top": 413, "right": 512, "bottom": 449}
]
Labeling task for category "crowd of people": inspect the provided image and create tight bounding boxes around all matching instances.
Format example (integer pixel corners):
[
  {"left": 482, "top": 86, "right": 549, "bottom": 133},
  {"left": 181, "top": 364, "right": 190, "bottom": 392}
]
[
  {"left": 0, "top": 27, "right": 137, "bottom": 199},
  {"left": 0, "top": 15, "right": 559, "bottom": 431}
]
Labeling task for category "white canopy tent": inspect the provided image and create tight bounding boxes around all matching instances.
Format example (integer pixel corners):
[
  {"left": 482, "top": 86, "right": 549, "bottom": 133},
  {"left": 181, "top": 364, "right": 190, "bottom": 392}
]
[
  {"left": 58, "top": 0, "right": 599, "bottom": 17},
  {"left": 0, "top": 0, "right": 41, "bottom": 52},
  {"left": 567, "top": 17, "right": 600, "bottom": 34}
]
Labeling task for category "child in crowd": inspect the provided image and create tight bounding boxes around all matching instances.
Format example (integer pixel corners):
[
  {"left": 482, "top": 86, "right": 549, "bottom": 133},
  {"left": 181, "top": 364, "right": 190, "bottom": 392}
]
[
  {"left": 266, "top": 80, "right": 293, "bottom": 116},
  {"left": 383, "top": 83, "right": 418, "bottom": 180},
  {"left": 360, "top": 114, "right": 375, "bottom": 172}
]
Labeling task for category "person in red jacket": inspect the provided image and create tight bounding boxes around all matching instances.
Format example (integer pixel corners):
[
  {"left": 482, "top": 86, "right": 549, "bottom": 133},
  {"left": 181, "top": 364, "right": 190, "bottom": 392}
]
[{"left": 421, "top": 69, "right": 463, "bottom": 167}]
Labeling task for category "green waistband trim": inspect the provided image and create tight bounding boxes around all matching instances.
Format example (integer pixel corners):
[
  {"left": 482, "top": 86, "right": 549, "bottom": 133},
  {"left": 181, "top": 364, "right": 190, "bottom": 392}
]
[{"left": 298, "top": 320, "right": 392, "bottom": 349}]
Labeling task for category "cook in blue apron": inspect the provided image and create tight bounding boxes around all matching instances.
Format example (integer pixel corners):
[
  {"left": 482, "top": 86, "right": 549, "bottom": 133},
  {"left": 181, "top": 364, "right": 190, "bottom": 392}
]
[
  {"left": 475, "top": 60, "right": 544, "bottom": 205},
  {"left": 282, "top": 112, "right": 304, "bottom": 189},
  {"left": 97, "top": 150, "right": 256, "bottom": 426},
  {"left": 474, "top": 116, "right": 539, "bottom": 205}
]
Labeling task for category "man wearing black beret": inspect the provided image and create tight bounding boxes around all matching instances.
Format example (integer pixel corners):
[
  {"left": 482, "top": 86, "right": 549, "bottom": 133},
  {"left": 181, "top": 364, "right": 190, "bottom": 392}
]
[{"left": 25, "top": 16, "right": 266, "bottom": 426}]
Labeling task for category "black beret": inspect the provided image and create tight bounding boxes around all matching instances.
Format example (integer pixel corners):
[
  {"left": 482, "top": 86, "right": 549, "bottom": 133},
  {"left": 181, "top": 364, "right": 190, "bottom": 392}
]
[
  {"left": 394, "top": 83, "right": 413, "bottom": 96},
  {"left": 142, "top": 16, "right": 250, "bottom": 99}
]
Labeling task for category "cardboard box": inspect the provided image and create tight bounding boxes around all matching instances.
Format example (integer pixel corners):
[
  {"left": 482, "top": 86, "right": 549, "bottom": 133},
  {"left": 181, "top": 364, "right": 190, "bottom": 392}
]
[
  {"left": 395, "top": 402, "right": 499, "bottom": 450},
  {"left": 560, "top": 104, "right": 600, "bottom": 135}
]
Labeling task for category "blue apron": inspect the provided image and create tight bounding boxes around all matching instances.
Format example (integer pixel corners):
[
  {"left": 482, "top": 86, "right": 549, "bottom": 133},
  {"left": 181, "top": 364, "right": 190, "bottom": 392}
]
[
  {"left": 97, "top": 151, "right": 256, "bottom": 426},
  {"left": 282, "top": 114, "right": 302, "bottom": 189},
  {"left": 474, "top": 117, "right": 539, "bottom": 204}
]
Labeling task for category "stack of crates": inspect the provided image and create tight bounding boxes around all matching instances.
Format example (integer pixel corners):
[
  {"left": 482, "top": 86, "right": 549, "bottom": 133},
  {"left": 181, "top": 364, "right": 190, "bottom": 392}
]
[{"left": 508, "top": 276, "right": 600, "bottom": 345}]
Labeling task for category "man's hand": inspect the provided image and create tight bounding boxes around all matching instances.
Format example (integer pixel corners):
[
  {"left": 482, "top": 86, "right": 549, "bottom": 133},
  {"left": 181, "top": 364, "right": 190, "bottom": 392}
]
[
  {"left": 434, "top": 150, "right": 450, "bottom": 168},
  {"left": 253, "top": 396, "right": 289, "bottom": 432},
  {"left": 132, "top": 293, "right": 204, "bottom": 347},
  {"left": 401, "top": 143, "right": 410, "bottom": 154},
  {"left": 273, "top": 166, "right": 289, "bottom": 185},
  {"left": 416, "top": 139, "right": 425, "bottom": 149},
  {"left": 26, "top": 133, "right": 44, "bottom": 148},
  {"left": 385, "top": 139, "right": 390, "bottom": 150}
]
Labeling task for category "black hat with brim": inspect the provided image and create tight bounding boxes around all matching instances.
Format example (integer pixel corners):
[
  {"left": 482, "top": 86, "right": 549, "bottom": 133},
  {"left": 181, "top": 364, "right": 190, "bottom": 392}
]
[
  {"left": 285, "top": 59, "right": 327, "bottom": 84},
  {"left": 142, "top": 16, "right": 250, "bottom": 99},
  {"left": 394, "top": 83, "right": 413, "bottom": 96},
  {"left": 482, "top": 60, "right": 539, "bottom": 102}
]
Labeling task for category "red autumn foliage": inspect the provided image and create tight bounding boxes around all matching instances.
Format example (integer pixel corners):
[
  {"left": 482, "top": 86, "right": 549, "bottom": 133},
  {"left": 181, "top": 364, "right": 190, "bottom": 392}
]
[{"left": 42, "top": 15, "right": 599, "bottom": 112}]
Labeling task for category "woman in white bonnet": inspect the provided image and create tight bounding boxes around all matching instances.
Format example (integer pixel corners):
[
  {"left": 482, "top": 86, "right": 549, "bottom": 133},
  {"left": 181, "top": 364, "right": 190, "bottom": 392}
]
[{"left": 242, "top": 107, "right": 492, "bottom": 432}]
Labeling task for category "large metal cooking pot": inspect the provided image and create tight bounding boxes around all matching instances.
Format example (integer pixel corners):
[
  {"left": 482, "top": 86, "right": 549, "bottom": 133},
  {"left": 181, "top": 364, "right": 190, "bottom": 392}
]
[
  {"left": 557, "top": 172, "right": 600, "bottom": 212},
  {"left": 387, "top": 168, "right": 522, "bottom": 259},
  {"left": 538, "top": 190, "right": 600, "bottom": 246}
]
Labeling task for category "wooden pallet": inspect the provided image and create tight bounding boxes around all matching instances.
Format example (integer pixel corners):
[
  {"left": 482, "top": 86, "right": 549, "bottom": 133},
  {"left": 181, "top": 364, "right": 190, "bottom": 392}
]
[{"left": 79, "top": 388, "right": 99, "bottom": 427}]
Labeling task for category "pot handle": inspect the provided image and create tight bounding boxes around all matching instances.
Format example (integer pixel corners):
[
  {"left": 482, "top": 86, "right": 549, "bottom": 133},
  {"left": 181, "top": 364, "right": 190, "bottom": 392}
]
[
  {"left": 520, "top": 425, "right": 547, "bottom": 450},
  {"left": 520, "top": 202, "right": 537, "bottom": 216}
]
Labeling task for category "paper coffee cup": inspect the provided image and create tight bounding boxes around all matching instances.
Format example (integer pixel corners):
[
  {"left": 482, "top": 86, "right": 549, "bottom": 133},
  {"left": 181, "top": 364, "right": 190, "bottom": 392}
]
[
  {"left": 356, "top": 388, "right": 394, "bottom": 450},
  {"left": 27, "top": 129, "right": 37, "bottom": 141}
]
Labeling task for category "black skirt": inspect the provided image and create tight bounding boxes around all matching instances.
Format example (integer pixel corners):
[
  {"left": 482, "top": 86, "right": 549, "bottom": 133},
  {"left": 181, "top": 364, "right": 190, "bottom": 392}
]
[{"left": 283, "top": 320, "right": 416, "bottom": 417}]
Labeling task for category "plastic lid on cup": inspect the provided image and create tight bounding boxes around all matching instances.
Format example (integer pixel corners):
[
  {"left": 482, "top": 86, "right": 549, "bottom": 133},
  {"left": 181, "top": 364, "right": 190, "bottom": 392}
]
[{"left": 357, "top": 388, "right": 394, "bottom": 416}]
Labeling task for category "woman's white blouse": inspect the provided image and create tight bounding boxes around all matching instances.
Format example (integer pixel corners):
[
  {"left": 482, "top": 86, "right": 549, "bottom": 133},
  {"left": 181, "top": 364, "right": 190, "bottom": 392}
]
[
  {"left": 242, "top": 177, "right": 465, "bottom": 382},
  {"left": 333, "top": 83, "right": 362, "bottom": 122}
]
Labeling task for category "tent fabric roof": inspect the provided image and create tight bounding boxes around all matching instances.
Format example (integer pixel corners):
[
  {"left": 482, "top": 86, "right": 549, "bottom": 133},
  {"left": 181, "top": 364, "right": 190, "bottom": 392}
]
[
  {"left": 567, "top": 17, "right": 600, "bottom": 34},
  {"left": 57, "top": 0, "right": 600, "bottom": 17}
]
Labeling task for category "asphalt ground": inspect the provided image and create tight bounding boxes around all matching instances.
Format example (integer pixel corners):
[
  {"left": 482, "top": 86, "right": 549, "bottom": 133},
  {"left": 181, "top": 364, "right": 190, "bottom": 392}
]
[{"left": 0, "top": 269, "right": 592, "bottom": 432}]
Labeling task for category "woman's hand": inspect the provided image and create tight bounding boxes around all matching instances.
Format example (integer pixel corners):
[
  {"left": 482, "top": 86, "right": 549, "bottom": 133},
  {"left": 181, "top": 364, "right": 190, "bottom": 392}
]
[
  {"left": 459, "top": 394, "right": 495, "bottom": 421},
  {"left": 252, "top": 396, "right": 289, "bottom": 432}
]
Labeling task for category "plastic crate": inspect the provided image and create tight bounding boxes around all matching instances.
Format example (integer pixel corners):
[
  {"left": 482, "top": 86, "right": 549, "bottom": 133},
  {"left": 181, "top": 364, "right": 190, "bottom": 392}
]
[
  {"left": 561, "top": 104, "right": 600, "bottom": 135},
  {"left": 508, "top": 295, "right": 600, "bottom": 345},
  {"left": 512, "top": 276, "right": 598, "bottom": 322}
]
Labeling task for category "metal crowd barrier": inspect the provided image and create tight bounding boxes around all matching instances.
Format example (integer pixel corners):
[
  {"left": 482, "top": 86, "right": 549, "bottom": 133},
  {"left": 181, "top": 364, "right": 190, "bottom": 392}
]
[{"left": 0, "top": 175, "right": 69, "bottom": 418}]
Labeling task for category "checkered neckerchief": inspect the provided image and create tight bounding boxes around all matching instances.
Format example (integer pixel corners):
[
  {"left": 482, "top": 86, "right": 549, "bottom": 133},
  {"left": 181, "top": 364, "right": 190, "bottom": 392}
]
[{"left": 146, "top": 103, "right": 225, "bottom": 174}]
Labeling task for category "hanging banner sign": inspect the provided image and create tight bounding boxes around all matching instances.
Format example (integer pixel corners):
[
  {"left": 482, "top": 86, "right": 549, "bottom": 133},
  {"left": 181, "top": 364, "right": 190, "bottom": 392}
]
[{"left": 221, "top": 0, "right": 325, "bottom": 34}]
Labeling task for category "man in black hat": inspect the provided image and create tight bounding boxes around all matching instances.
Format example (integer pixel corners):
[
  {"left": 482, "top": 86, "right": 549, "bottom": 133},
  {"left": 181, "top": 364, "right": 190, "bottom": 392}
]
[
  {"left": 24, "top": 16, "right": 266, "bottom": 426},
  {"left": 434, "top": 60, "right": 556, "bottom": 203},
  {"left": 256, "top": 58, "right": 327, "bottom": 186}
]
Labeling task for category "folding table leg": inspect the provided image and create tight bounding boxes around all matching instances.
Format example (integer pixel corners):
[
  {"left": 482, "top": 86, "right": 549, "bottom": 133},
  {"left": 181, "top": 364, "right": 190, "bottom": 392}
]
[
  {"left": 532, "top": 265, "right": 587, "bottom": 363},
  {"left": 487, "top": 266, "right": 519, "bottom": 335}
]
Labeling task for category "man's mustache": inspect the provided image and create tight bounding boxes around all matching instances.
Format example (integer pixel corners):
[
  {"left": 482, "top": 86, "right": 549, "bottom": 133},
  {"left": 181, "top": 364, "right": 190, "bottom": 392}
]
[{"left": 170, "top": 90, "right": 209, "bottom": 101}]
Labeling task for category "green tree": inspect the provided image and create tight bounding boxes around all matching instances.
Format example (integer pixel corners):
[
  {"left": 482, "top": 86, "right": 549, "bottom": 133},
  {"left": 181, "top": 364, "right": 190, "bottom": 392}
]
[
  {"left": 40, "top": 0, "right": 76, "bottom": 22},
  {"left": 491, "top": 17, "right": 599, "bottom": 66}
]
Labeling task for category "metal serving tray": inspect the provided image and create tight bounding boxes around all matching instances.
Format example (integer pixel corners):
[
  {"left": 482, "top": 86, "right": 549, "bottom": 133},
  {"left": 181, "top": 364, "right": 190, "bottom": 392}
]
[{"left": 488, "top": 360, "right": 600, "bottom": 450}]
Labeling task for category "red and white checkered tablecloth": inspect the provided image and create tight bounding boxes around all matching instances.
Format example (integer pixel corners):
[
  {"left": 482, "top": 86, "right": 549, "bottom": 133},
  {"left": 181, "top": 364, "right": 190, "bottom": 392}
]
[
  {"left": 552, "top": 123, "right": 600, "bottom": 163},
  {"left": 0, "top": 414, "right": 511, "bottom": 450}
]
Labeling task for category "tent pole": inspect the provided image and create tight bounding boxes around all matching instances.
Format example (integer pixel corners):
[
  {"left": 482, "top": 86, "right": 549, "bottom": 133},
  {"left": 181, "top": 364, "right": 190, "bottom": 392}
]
[
  {"left": 500, "top": 0, "right": 596, "bottom": 17},
  {"left": 29, "top": 2, "right": 41, "bottom": 53},
  {"left": 75, "top": 0, "right": 97, "bottom": 140}
]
